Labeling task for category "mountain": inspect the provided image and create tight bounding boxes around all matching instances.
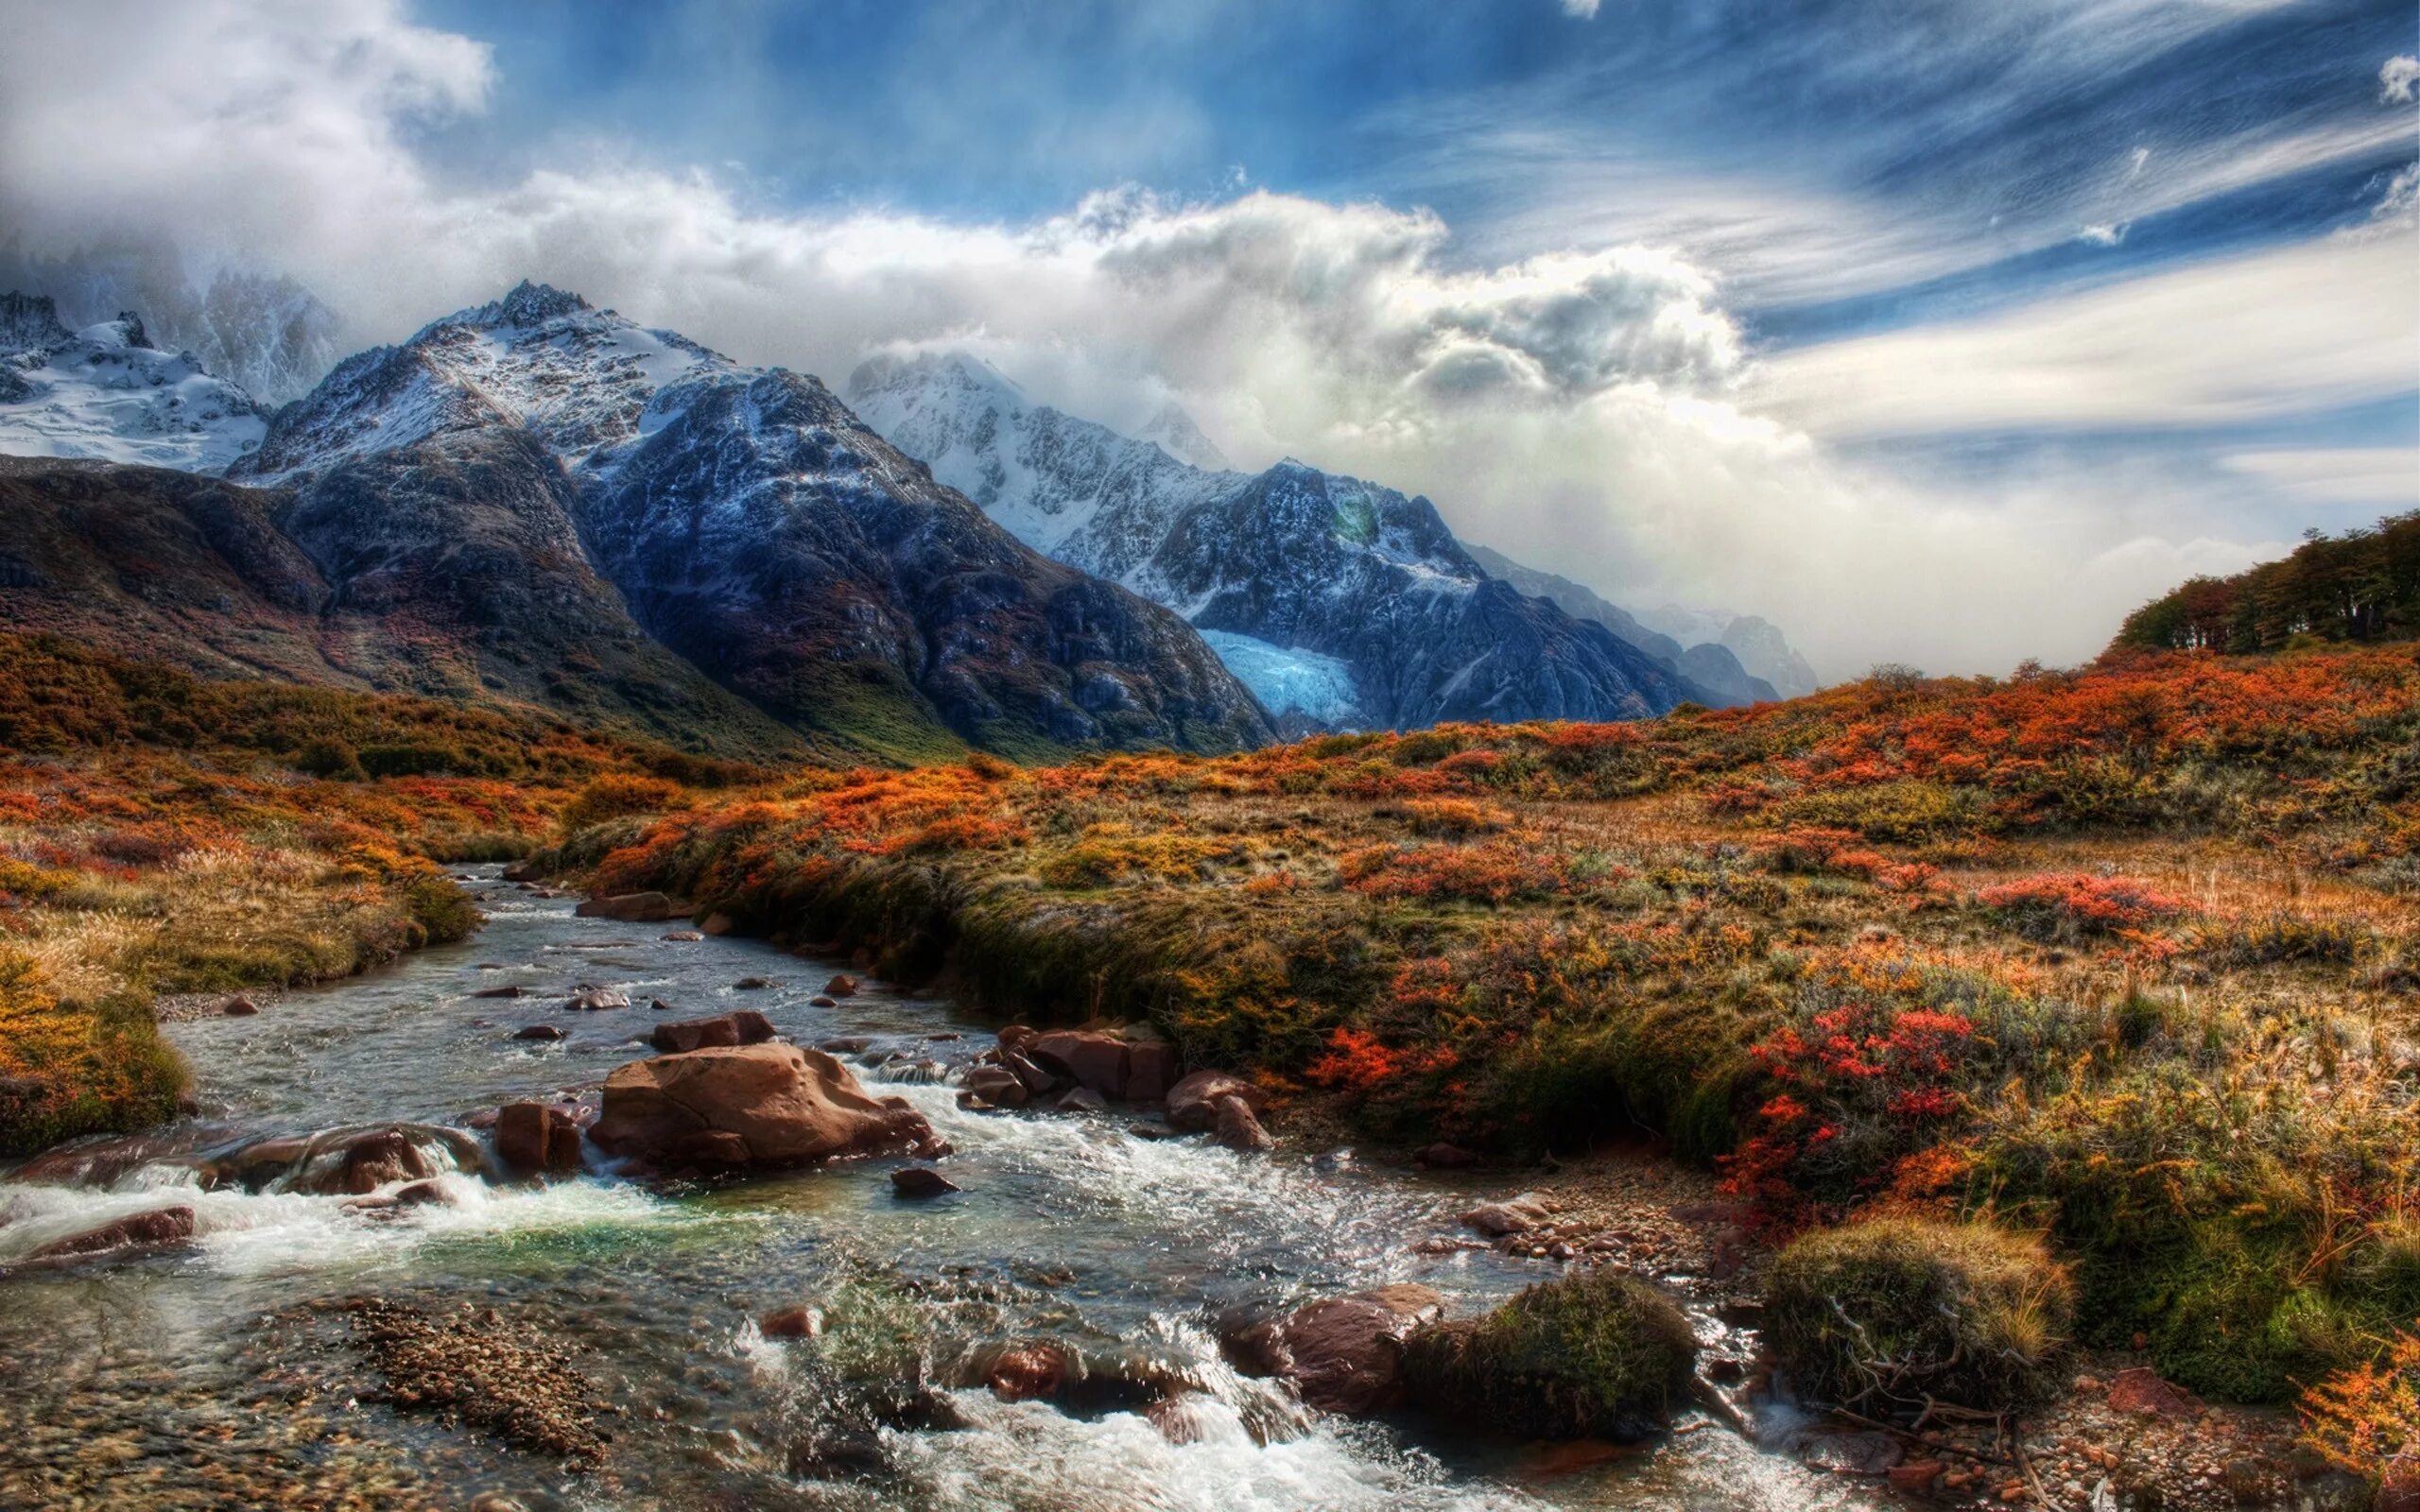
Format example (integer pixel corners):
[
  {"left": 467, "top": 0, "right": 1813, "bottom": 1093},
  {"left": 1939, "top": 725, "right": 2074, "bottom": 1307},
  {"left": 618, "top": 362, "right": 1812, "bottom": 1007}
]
[
  {"left": 0, "top": 447, "right": 820, "bottom": 761},
  {"left": 220, "top": 282, "right": 1270, "bottom": 761},
  {"left": 1461, "top": 543, "right": 1779, "bottom": 706},
  {"left": 1634, "top": 603, "right": 1821, "bottom": 697},
  {"left": 845, "top": 352, "right": 1702, "bottom": 729},
  {"left": 0, "top": 243, "right": 342, "bottom": 405},
  {"left": 0, "top": 293, "right": 268, "bottom": 472}
]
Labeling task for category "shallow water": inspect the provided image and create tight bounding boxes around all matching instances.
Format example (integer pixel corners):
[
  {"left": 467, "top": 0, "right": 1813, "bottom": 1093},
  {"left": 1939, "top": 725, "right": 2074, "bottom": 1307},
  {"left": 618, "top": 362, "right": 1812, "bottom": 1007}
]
[{"left": 0, "top": 870, "right": 1883, "bottom": 1510}]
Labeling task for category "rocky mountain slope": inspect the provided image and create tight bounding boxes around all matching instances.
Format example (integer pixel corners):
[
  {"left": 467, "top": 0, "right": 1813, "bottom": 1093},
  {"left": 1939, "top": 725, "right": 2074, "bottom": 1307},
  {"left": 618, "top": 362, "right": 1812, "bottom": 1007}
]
[
  {"left": 1462, "top": 544, "right": 1790, "bottom": 705},
  {"left": 0, "top": 450, "right": 815, "bottom": 761},
  {"left": 0, "top": 293, "right": 268, "bottom": 472},
  {"left": 224, "top": 283, "right": 1270, "bottom": 760},
  {"left": 846, "top": 352, "right": 1708, "bottom": 728}
]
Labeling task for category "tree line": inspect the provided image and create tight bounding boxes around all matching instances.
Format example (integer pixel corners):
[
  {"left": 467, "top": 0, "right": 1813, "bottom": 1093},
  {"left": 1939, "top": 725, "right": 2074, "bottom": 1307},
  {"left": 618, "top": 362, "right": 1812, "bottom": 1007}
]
[{"left": 2112, "top": 512, "right": 2418, "bottom": 654}]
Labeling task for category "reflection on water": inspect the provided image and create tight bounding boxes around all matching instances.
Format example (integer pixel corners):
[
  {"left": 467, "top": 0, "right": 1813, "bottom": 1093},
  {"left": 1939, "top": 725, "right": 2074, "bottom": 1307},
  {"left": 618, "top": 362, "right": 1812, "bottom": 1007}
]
[{"left": 0, "top": 869, "right": 1877, "bottom": 1510}]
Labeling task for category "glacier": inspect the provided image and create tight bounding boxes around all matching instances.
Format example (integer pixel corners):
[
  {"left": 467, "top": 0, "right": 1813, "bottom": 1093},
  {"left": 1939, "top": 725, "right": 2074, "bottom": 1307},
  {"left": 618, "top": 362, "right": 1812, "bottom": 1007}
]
[{"left": 1197, "top": 629, "right": 1363, "bottom": 724}]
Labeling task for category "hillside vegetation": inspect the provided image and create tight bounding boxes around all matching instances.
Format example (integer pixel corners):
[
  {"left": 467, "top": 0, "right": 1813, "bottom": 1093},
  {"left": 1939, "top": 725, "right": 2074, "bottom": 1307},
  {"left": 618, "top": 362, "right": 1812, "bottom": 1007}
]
[
  {"left": 0, "top": 633, "right": 767, "bottom": 1152},
  {"left": 4, "top": 627, "right": 2416, "bottom": 1424},
  {"left": 557, "top": 644, "right": 2420, "bottom": 1407}
]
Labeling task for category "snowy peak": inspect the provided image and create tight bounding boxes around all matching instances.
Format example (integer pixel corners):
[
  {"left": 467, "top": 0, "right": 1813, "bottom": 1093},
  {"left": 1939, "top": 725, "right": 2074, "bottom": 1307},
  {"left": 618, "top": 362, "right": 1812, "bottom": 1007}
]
[
  {"left": 1138, "top": 400, "right": 1228, "bottom": 471},
  {"left": 0, "top": 288, "right": 268, "bottom": 472},
  {"left": 235, "top": 283, "right": 730, "bottom": 482}
]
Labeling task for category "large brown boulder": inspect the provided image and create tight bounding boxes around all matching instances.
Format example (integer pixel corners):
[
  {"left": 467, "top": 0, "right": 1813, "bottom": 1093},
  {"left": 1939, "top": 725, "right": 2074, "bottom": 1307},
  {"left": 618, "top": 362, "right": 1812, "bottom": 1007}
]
[
  {"left": 1165, "top": 1070, "right": 1263, "bottom": 1131},
  {"left": 28, "top": 1205, "right": 198, "bottom": 1261},
  {"left": 1242, "top": 1284, "right": 1445, "bottom": 1415},
  {"left": 495, "top": 1103, "right": 584, "bottom": 1177},
  {"left": 1029, "top": 1030, "right": 1180, "bottom": 1103},
  {"left": 590, "top": 1044, "right": 946, "bottom": 1170},
  {"left": 575, "top": 891, "right": 677, "bottom": 922}
]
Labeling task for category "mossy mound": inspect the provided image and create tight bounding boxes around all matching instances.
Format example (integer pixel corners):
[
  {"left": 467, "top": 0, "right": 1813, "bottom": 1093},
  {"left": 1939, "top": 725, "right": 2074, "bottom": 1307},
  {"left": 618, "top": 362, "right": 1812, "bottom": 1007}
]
[
  {"left": 1765, "top": 1218, "right": 2074, "bottom": 1416},
  {"left": 1402, "top": 1269, "right": 1698, "bottom": 1440}
]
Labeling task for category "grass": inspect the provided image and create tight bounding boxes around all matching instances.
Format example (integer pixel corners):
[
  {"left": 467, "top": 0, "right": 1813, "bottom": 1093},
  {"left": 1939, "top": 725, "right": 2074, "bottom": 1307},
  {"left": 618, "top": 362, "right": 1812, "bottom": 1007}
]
[
  {"left": 1402, "top": 1268, "right": 1699, "bottom": 1440},
  {"left": 1764, "top": 1217, "right": 2075, "bottom": 1415}
]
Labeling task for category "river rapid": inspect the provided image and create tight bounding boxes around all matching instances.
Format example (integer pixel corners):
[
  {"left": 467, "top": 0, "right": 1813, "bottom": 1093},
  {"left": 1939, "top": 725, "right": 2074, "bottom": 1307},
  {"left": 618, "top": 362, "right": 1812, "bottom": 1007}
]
[{"left": 0, "top": 869, "right": 1887, "bottom": 1511}]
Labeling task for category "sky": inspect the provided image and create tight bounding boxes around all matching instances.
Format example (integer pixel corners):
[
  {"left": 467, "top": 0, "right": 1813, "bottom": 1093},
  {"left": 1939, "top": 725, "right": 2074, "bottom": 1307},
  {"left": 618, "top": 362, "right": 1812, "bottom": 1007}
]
[{"left": 1, "top": 0, "right": 2413, "bottom": 677}]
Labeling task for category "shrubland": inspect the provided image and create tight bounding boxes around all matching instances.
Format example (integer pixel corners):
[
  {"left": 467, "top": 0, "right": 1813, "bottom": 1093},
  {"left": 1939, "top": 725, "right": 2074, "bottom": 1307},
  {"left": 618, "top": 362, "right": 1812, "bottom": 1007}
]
[
  {"left": 0, "top": 633, "right": 767, "bottom": 1153},
  {"left": 5, "top": 625, "right": 2416, "bottom": 1447},
  {"left": 554, "top": 644, "right": 2420, "bottom": 1411}
]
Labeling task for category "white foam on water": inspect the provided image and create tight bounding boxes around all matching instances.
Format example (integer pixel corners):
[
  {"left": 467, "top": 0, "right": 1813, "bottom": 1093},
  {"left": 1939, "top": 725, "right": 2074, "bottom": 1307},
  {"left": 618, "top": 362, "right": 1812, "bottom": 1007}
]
[
  {"left": 887, "top": 1390, "right": 1533, "bottom": 1512},
  {"left": 0, "top": 1166, "right": 690, "bottom": 1275}
]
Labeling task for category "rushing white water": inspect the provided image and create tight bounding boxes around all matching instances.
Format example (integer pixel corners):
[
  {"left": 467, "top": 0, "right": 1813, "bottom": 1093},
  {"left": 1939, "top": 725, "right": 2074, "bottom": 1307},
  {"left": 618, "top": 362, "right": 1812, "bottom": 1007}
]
[{"left": 0, "top": 868, "right": 1877, "bottom": 1511}]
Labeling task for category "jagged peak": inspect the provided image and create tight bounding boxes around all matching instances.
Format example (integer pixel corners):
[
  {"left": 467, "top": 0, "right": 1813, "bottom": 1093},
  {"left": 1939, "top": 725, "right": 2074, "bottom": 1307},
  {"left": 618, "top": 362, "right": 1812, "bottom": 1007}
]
[{"left": 0, "top": 290, "right": 71, "bottom": 353}]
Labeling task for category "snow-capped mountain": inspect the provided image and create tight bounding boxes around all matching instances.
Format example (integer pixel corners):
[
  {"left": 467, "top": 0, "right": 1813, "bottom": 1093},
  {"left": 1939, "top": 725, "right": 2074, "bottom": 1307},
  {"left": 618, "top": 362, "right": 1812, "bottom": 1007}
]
[
  {"left": 0, "top": 245, "right": 342, "bottom": 405},
  {"left": 1636, "top": 605, "right": 1821, "bottom": 697},
  {"left": 0, "top": 292, "right": 268, "bottom": 472},
  {"left": 224, "top": 284, "right": 1270, "bottom": 759},
  {"left": 847, "top": 352, "right": 1713, "bottom": 727}
]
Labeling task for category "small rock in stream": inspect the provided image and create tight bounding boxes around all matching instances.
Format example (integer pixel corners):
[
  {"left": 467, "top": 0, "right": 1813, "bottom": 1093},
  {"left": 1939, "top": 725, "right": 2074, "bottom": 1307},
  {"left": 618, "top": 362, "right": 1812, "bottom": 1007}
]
[{"left": 890, "top": 1167, "right": 960, "bottom": 1198}]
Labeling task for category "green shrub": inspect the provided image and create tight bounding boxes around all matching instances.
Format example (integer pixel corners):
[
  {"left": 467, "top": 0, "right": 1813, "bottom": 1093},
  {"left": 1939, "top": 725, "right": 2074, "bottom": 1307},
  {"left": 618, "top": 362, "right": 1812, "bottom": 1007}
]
[
  {"left": 1402, "top": 1269, "right": 1698, "bottom": 1440},
  {"left": 1765, "top": 1218, "right": 2073, "bottom": 1415},
  {"left": 401, "top": 873, "right": 482, "bottom": 946}
]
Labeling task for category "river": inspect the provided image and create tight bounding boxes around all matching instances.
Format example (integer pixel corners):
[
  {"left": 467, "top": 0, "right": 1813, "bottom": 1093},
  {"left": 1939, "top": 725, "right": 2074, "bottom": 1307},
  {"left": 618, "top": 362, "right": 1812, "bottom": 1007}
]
[{"left": 0, "top": 868, "right": 1882, "bottom": 1510}]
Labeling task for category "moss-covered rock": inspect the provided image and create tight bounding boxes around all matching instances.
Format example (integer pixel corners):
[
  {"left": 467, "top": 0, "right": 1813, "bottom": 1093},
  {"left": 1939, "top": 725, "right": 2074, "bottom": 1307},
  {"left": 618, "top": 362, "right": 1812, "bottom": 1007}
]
[
  {"left": 1765, "top": 1217, "right": 2073, "bottom": 1415},
  {"left": 1401, "top": 1268, "right": 1698, "bottom": 1440}
]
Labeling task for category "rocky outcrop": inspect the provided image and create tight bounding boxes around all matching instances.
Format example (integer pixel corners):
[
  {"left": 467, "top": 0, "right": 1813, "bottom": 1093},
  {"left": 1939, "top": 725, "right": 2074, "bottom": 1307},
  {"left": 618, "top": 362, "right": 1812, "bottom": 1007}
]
[
  {"left": 26, "top": 1204, "right": 198, "bottom": 1261},
  {"left": 1165, "top": 1071, "right": 1263, "bottom": 1132},
  {"left": 648, "top": 1009, "right": 776, "bottom": 1054},
  {"left": 575, "top": 891, "right": 678, "bottom": 922},
  {"left": 494, "top": 1102, "right": 584, "bottom": 1177},
  {"left": 1026, "top": 1029, "right": 1179, "bottom": 1103},
  {"left": 589, "top": 1043, "right": 946, "bottom": 1170},
  {"left": 1237, "top": 1284, "right": 1445, "bottom": 1415}
]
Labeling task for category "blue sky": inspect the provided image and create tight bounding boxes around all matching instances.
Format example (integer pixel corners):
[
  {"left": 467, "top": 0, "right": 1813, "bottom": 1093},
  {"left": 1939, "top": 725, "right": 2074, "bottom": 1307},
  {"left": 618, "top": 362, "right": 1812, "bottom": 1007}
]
[{"left": 5, "top": 0, "right": 2415, "bottom": 671}]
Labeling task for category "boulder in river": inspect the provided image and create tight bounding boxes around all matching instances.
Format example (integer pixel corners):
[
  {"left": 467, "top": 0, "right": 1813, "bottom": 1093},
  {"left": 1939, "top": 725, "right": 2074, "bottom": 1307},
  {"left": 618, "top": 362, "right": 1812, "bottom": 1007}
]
[
  {"left": 890, "top": 1166, "right": 959, "bottom": 1198},
  {"left": 732, "top": 976, "right": 774, "bottom": 991},
  {"left": 822, "top": 974, "right": 859, "bottom": 997},
  {"left": 1028, "top": 1029, "right": 1180, "bottom": 1103},
  {"left": 330, "top": 1128, "right": 436, "bottom": 1194},
  {"left": 495, "top": 1102, "right": 584, "bottom": 1177},
  {"left": 760, "top": 1304, "right": 822, "bottom": 1338},
  {"left": 511, "top": 1024, "right": 564, "bottom": 1042},
  {"left": 575, "top": 891, "right": 678, "bottom": 922},
  {"left": 590, "top": 1044, "right": 947, "bottom": 1171},
  {"left": 960, "top": 1064, "right": 1028, "bottom": 1108},
  {"left": 473, "top": 984, "right": 528, "bottom": 1000},
  {"left": 1237, "top": 1283, "right": 1444, "bottom": 1415},
  {"left": 9, "top": 1130, "right": 207, "bottom": 1188},
  {"left": 649, "top": 1010, "right": 777, "bottom": 1055},
  {"left": 1212, "top": 1095, "right": 1275, "bottom": 1153},
  {"left": 564, "top": 988, "right": 630, "bottom": 1012},
  {"left": 1165, "top": 1070, "right": 1263, "bottom": 1131},
  {"left": 1461, "top": 1194, "right": 1551, "bottom": 1238},
  {"left": 219, "top": 994, "right": 260, "bottom": 1016},
  {"left": 28, "top": 1204, "right": 197, "bottom": 1261}
]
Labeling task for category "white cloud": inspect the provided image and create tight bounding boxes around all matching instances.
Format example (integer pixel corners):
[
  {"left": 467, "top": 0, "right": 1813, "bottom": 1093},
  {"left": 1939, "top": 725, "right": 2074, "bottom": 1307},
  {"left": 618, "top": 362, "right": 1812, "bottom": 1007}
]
[
  {"left": 1561, "top": 0, "right": 1603, "bottom": 16},
  {"left": 1749, "top": 231, "right": 2420, "bottom": 438},
  {"left": 2221, "top": 447, "right": 2420, "bottom": 508},
  {"left": 2383, "top": 55, "right": 2419, "bottom": 104},
  {"left": 2077, "top": 222, "right": 2127, "bottom": 246},
  {"left": 0, "top": 0, "right": 2386, "bottom": 677}
]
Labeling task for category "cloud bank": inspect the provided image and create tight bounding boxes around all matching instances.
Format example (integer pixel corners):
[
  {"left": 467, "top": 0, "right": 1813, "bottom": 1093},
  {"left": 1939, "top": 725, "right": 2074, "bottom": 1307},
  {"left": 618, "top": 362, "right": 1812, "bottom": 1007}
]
[{"left": 1, "top": 0, "right": 2403, "bottom": 678}]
